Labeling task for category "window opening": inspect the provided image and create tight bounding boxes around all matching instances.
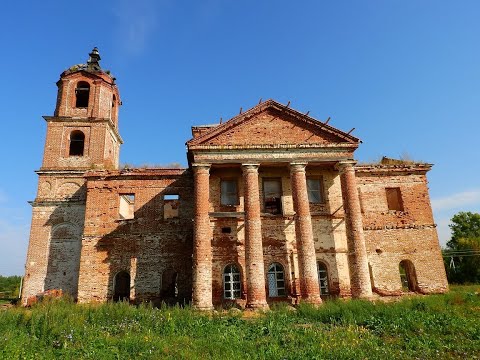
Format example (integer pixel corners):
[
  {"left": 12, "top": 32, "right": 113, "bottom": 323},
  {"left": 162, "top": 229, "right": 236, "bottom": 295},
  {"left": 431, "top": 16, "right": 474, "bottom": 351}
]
[
  {"left": 368, "top": 263, "right": 375, "bottom": 290},
  {"left": 69, "top": 130, "right": 85, "bottom": 156},
  {"left": 307, "top": 178, "right": 324, "bottom": 203},
  {"left": 161, "top": 269, "right": 178, "bottom": 298},
  {"left": 399, "top": 260, "right": 417, "bottom": 292},
  {"left": 263, "top": 179, "right": 282, "bottom": 214},
  {"left": 75, "top": 81, "right": 90, "bottom": 108},
  {"left": 113, "top": 271, "right": 130, "bottom": 302},
  {"left": 317, "top": 261, "right": 329, "bottom": 295},
  {"left": 164, "top": 194, "right": 180, "bottom": 219},
  {"left": 267, "top": 262, "right": 286, "bottom": 297},
  {"left": 221, "top": 227, "right": 232, "bottom": 234},
  {"left": 119, "top": 194, "right": 135, "bottom": 219},
  {"left": 386, "top": 187, "right": 404, "bottom": 211},
  {"left": 223, "top": 264, "right": 241, "bottom": 299},
  {"left": 221, "top": 179, "right": 239, "bottom": 206}
]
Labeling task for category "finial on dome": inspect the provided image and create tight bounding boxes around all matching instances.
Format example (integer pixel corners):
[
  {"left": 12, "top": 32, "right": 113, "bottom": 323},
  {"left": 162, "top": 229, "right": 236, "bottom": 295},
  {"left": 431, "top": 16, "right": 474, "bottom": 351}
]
[{"left": 87, "top": 47, "right": 101, "bottom": 70}]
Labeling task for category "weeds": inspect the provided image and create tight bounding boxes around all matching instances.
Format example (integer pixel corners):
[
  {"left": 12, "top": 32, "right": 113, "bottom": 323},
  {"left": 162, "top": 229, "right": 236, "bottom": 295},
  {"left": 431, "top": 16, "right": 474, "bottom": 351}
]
[{"left": 0, "top": 286, "right": 479, "bottom": 359}]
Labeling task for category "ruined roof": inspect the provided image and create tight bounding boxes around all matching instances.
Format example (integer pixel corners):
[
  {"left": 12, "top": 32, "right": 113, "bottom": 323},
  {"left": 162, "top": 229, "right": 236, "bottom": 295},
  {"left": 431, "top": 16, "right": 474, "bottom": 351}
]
[
  {"left": 355, "top": 162, "right": 432, "bottom": 174},
  {"left": 187, "top": 99, "right": 360, "bottom": 147},
  {"left": 61, "top": 47, "right": 114, "bottom": 80}
]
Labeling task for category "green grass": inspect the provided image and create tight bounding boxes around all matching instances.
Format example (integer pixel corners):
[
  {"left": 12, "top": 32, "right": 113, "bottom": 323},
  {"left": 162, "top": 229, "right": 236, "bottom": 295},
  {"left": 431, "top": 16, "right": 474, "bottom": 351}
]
[{"left": 1, "top": 286, "right": 479, "bottom": 359}]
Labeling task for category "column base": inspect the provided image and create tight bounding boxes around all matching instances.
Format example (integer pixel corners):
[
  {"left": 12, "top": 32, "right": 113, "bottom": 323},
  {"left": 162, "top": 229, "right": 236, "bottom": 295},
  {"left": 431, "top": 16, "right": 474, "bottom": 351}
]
[
  {"left": 245, "top": 301, "right": 269, "bottom": 310},
  {"left": 192, "top": 304, "right": 214, "bottom": 311},
  {"left": 351, "top": 288, "right": 373, "bottom": 300},
  {"left": 298, "top": 295, "right": 323, "bottom": 306}
]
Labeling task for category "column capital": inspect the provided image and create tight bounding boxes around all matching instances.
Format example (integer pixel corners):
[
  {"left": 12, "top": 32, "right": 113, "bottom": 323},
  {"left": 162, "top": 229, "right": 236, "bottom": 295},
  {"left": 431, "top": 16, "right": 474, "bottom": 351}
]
[
  {"left": 241, "top": 163, "right": 260, "bottom": 172},
  {"left": 335, "top": 160, "right": 357, "bottom": 173},
  {"left": 289, "top": 162, "right": 308, "bottom": 173},
  {"left": 192, "top": 163, "right": 211, "bottom": 173}
]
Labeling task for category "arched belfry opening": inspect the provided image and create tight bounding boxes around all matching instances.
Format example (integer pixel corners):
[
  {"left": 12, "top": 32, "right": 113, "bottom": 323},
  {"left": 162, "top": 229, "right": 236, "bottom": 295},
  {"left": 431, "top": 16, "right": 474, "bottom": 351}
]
[
  {"left": 399, "top": 260, "right": 418, "bottom": 292},
  {"left": 113, "top": 271, "right": 130, "bottom": 302},
  {"left": 75, "top": 81, "right": 90, "bottom": 108},
  {"left": 69, "top": 130, "right": 85, "bottom": 156}
]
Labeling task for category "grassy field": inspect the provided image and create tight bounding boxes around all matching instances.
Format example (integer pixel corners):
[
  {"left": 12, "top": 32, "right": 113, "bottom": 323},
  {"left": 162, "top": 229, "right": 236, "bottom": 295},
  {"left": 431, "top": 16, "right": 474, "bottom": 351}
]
[{"left": 0, "top": 286, "right": 479, "bottom": 359}]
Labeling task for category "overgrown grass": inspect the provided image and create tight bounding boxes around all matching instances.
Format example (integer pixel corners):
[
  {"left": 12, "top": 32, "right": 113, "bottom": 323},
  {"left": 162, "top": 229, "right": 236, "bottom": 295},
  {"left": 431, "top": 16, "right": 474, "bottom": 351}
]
[{"left": 1, "top": 286, "right": 479, "bottom": 359}]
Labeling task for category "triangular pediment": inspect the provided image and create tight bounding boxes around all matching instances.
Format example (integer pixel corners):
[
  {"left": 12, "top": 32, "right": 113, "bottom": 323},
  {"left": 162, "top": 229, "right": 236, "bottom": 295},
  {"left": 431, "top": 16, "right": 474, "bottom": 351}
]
[{"left": 187, "top": 100, "right": 359, "bottom": 148}]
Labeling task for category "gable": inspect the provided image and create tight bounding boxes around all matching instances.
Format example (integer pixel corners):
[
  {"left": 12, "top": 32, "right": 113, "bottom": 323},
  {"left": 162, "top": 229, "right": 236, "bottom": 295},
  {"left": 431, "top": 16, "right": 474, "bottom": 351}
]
[{"left": 187, "top": 100, "right": 359, "bottom": 148}]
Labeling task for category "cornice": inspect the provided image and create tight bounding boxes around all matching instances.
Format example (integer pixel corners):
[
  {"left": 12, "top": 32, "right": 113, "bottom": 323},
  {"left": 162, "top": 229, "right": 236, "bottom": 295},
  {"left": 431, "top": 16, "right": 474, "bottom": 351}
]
[{"left": 42, "top": 116, "right": 123, "bottom": 144}]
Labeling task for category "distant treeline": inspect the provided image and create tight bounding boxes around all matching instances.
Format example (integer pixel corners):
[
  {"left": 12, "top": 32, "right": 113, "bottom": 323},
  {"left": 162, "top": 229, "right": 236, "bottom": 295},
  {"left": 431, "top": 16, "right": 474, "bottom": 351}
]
[{"left": 0, "top": 275, "right": 22, "bottom": 299}]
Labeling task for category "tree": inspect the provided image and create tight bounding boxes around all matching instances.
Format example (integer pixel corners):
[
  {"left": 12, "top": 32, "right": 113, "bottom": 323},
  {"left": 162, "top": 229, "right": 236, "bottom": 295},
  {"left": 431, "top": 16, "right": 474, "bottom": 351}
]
[
  {"left": 0, "top": 275, "right": 22, "bottom": 299},
  {"left": 447, "top": 212, "right": 480, "bottom": 249},
  {"left": 444, "top": 212, "right": 480, "bottom": 284}
]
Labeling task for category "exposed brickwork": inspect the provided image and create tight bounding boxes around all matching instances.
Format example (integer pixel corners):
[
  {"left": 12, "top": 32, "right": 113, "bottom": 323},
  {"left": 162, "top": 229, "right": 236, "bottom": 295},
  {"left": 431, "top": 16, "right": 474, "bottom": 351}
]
[
  {"left": 192, "top": 164, "right": 213, "bottom": 310},
  {"left": 356, "top": 165, "right": 448, "bottom": 295},
  {"left": 76, "top": 170, "right": 193, "bottom": 303},
  {"left": 242, "top": 164, "right": 268, "bottom": 309},
  {"left": 290, "top": 163, "right": 321, "bottom": 304},
  {"left": 337, "top": 161, "right": 372, "bottom": 298},
  {"left": 22, "top": 50, "right": 448, "bottom": 307}
]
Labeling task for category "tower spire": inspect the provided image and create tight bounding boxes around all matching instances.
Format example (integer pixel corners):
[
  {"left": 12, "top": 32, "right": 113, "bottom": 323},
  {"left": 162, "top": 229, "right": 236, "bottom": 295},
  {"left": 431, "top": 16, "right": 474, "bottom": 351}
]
[{"left": 87, "top": 47, "right": 101, "bottom": 70}]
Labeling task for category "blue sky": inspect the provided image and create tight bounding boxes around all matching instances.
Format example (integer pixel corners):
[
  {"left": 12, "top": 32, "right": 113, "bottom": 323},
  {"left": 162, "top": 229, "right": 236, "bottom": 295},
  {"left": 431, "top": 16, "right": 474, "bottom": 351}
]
[{"left": 0, "top": 1, "right": 479, "bottom": 275}]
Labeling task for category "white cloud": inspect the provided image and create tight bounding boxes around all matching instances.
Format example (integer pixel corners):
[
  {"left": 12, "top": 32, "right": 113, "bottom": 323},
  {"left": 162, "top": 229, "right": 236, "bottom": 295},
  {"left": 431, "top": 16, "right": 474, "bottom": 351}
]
[
  {"left": 113, "top": 0, "right": 164, "bottom": 56},
  {"left": 432, "top": 189, "right": 480, "bottom": 212}
]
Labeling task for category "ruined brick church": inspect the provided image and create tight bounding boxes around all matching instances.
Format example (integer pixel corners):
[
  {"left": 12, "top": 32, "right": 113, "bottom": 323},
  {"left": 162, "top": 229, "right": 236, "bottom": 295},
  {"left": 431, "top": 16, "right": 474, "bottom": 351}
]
[{"left": 22, "top": 48, "right": 448, "bottom": 308}]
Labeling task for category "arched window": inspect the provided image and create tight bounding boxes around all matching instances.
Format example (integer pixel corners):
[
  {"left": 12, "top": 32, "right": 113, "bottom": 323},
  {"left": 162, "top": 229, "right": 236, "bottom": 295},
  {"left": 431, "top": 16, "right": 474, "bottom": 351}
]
[
  {"left": 113, "top": 271, "right": 130, "bottom": 302},
  {"left": 75, "top": 81, "right": 90, "bottom": 108},
  {"left": 223, "top": 264, "right": 241, "bottom": 299},
  {"left": 69, "top": 130, "right": 85, "bottom": 156},
  {"left": 399, "top": 260, "right": 417, "bottom": 292},
  {"left": 267, "top": 262, "right": 286, "bottom": 297},
  {"left": 317, "top": 261, "right": 329, "bottom": 295}
]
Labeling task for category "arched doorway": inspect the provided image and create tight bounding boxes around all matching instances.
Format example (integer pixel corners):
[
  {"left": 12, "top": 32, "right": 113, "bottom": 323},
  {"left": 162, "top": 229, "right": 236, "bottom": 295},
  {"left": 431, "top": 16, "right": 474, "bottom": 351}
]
[
  {"left": 113, "top": 271, "right": 130, "bottom": 302},
  {"left": 399, "top": 260, "right": 418, "bottom": 292}
]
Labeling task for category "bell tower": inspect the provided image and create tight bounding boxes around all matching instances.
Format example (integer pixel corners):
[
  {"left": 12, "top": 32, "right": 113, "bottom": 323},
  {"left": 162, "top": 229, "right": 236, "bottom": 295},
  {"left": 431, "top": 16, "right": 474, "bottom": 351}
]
[
  {"left": 43, "top": 47, "right": 123, "bottom": 170},
  {"left": 22, "top": 48, "right": 123, "bottom": 303}
]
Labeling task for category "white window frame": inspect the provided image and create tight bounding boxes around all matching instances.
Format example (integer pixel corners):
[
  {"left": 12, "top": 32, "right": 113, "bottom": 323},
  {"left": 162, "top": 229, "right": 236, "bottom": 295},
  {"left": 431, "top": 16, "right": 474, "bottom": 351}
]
[
  {"left": 267, "top": 262, "right": 286, "bottom": 297},
  {"left": 223, "top": 264, "right": 241, "bottom": 299},
  {"left": 317, "top": 261, "right": 329, "bottom": 295}
]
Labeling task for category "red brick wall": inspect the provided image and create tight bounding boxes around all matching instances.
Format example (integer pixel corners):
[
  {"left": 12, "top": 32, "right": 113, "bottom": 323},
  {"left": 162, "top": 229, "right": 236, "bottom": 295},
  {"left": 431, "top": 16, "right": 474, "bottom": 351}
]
[
  {"left": 356, "top": 166, "right": 448, "bottom": 295},
  {"left": 77, "top": 170, "right": 194, "bottom": 303}
]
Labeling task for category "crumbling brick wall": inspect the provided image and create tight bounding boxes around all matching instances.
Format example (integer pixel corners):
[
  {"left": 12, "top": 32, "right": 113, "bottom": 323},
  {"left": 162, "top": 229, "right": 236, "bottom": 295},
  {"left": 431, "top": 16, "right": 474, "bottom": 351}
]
[
  {"left": 77, "top": 169, "right": 194, "bottom": 304},
  {"left": 22, "top": 175, "right": 86, "bottom": 304},
  {"left": 356, "top": 165, "right": 448, "bottom": 295}
]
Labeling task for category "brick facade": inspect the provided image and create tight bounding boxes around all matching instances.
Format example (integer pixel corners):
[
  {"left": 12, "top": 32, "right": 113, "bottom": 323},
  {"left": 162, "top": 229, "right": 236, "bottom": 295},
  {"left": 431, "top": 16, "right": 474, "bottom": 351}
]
[{"left": 21, "top": 49, "right": 448, "bottom": 306}]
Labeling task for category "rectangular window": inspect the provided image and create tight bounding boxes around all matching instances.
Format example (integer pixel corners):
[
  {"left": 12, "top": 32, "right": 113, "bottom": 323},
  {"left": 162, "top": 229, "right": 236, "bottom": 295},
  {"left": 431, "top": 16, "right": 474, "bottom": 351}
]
[
  {"left": 220, "top": 180, "right": 239, "bottom": 206},
  {"left": 386, "top": 187, "right": 404, "bottom": 211},
  {"left": 307, "top": 178, "right": 324, "bottom": 204},
  {"left": 263, "top": 178, "right": 282, "bottom": 214},
  {"left": 164, "top": 194, "right": 180, "bottom": 219},
  {"left": 119, "top": 194, "right": 135, "bottom": 219}
]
